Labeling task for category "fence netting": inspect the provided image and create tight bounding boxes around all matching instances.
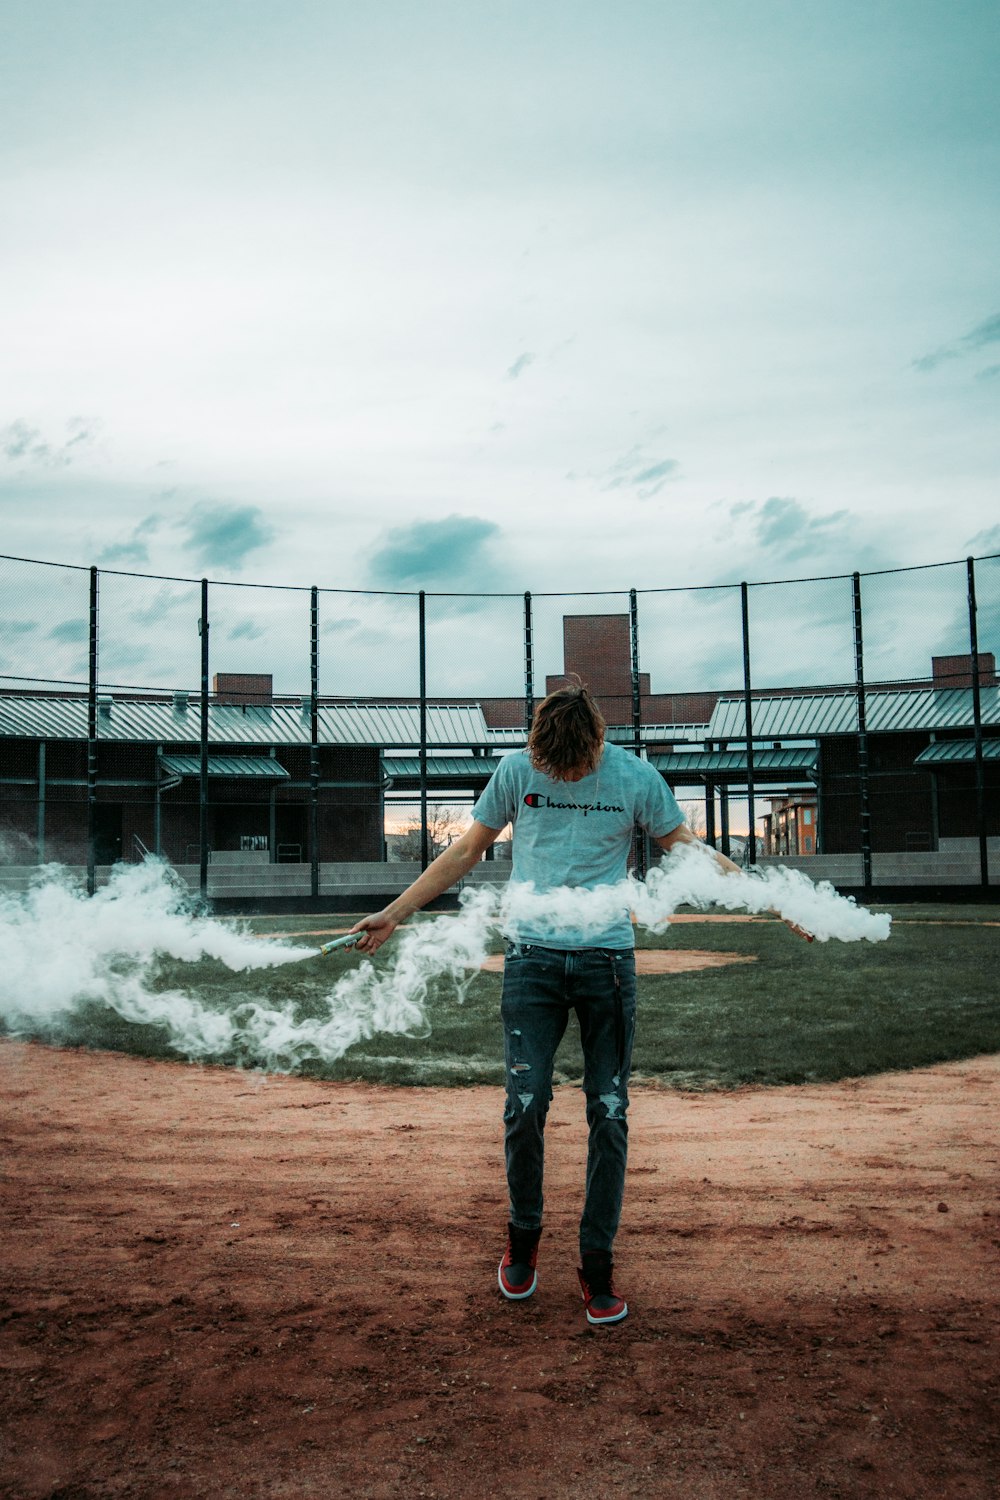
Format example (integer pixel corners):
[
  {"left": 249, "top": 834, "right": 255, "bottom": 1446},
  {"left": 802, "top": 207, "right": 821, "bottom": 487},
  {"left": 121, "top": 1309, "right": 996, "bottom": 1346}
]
[
  {"left": 857, "top": 561, "right": 983, "bottom": 880},
  {"left": 635, "top": 586, "right": 745, "bottom": 859},
  {"left": 0, "top": 555, "right": 90, "bottom": 692},
  {"left": 313, "top": 590, "right": 422, "bottom": 866},
  {"left": 747, "top": 575, "right": 859, "bottom": 877},
  {"left": 201, "top": 581, "right": 313, "bottom": 878},
  {"left": 0, "top": 558, "right": 91, "bottom": 868},
  {"left": 91, "top": 571, "right": 204, "bottom": 868},
  {"left": 0, "top": 554, "right": 996, "bottom": 893},
  {"left": 861, "top": 562, "right": 970, "bottom": 687}
]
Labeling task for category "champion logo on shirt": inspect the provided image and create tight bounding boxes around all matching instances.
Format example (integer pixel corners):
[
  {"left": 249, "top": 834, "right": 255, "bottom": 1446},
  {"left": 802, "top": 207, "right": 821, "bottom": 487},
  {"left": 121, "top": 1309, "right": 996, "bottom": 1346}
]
[{"left": 524, "top": 793, "right": 625, "bottom": 815}]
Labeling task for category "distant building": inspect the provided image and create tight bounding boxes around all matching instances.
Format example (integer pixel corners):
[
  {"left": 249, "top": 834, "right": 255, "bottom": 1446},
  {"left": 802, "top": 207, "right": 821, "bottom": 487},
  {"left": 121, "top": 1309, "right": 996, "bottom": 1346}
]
[{"left": 762, "top": 796, "right": 819, "bottom": 856}]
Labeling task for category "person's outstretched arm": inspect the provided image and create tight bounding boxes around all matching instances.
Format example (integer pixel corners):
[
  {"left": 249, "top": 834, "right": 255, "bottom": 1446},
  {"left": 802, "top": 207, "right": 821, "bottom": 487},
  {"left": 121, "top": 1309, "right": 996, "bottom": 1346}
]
[
  {"left": 349, "top": 819, "right": 503, "bottom": 954},
  {"left": 654, "top": 823, "right": 812, "bottom": 940},
  {"left": 656, "top": 821, "right": 741, "bottom": 874}
]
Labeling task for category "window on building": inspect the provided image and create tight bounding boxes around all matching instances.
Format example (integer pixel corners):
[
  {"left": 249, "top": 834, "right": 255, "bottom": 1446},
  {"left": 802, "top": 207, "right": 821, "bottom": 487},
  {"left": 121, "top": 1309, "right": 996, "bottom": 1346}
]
[{"left": 803, "top": 808, "right": 813, "bottom": 824}]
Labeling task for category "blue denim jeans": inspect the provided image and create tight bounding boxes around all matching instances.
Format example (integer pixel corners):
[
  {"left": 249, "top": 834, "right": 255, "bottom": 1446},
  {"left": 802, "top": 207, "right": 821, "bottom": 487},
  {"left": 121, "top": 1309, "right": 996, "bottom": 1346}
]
[{"left": 500, "top": 943, "right": 637, "bottom": 1257}]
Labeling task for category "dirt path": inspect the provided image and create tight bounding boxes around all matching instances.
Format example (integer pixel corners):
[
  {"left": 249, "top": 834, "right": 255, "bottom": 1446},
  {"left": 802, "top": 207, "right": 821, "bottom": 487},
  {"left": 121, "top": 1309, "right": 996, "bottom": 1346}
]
[{"left": 1, "top": 1040, "right": 997, "bottom": 1499}]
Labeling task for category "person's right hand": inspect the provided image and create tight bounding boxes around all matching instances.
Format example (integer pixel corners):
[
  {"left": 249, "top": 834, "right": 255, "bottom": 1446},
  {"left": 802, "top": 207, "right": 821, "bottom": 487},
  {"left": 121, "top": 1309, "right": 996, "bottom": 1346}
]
[{"left": 349, "top": 911, "right": 399, "bottom": 955}]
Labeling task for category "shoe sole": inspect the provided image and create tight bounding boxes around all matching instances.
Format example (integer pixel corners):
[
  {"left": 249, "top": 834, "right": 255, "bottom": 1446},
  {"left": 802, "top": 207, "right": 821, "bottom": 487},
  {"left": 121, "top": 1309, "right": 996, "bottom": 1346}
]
[
  {"left": 497, "top": 1263, "right": 538, "bottom": 1300},
  {"left": 585, "top": 1301, "right": 628, "bottom": 1325}
]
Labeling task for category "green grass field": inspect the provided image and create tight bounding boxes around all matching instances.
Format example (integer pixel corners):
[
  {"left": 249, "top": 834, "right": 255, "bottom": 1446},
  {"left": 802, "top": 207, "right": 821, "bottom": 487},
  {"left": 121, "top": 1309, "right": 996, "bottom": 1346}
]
[{"left": 46, "top": 904, "right": 1000, "bottom": 1090}]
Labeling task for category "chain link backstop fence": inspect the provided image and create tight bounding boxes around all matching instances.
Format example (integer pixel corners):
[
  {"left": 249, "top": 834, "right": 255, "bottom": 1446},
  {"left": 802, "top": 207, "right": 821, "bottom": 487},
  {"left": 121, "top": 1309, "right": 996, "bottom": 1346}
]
[{"left": 1, "top": 552, "right": 996, "bottom": 903}]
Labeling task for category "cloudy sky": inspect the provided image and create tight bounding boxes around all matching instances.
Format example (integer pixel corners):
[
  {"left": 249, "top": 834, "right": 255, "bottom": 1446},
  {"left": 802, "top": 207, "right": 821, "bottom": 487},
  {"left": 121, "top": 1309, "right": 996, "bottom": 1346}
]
[{"left": 1, "top": 0, "right": 998, "bottom": 695}]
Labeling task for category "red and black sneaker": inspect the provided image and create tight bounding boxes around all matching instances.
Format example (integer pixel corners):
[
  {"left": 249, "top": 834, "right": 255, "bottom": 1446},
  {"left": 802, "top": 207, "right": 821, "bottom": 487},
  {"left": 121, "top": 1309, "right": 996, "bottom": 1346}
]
[
  {"left": 498, "top": 1223, "right": 542, "bottom": 1300},
  {"left": 578, "top": 1249, "right": 628, "bottom": 1325}
]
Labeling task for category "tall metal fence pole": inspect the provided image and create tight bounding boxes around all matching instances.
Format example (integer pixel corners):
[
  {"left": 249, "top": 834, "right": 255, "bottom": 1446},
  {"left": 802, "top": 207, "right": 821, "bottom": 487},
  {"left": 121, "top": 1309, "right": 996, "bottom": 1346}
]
[
  {"left": 629, "top": 589, "right": 642, "bottom": 755},
  {"left": 310, "top": 586, "right": 320, "bottom": 899},
  {"left": 740, "top": 583, "right": 757, "bottom": 866},
  {"left": 967, "top": 557, "right": 989, "bottom": 887},
  {"left": 629, "top": 588, "right": 646, "bottom": 877},
  {"left": 852, "top": 573, "right": 873, "bottom": 890},
  {"left": 199, "top": 578, "right": 210, "bottom": 898},
  {"left": 419, "top": 590, "right": 429, "bottom": 871},
  {"left": 86, "top": 566, "right": 98, "bottom": 896},
  {"left": 37, "top": 743, "right": 46, "bottom": 864},
  {"left": 524, "top": 591, "right": 534, "bottom": 731}
]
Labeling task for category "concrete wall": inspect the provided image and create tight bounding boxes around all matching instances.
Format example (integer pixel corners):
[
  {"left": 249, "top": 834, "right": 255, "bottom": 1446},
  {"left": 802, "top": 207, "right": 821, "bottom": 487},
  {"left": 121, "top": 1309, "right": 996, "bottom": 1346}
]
[
  {"left": 758, "top": 848, "right": 999, "bottom": 885},
  {"left": 2, "top": 850, "right": 994, "bottom": 898}
]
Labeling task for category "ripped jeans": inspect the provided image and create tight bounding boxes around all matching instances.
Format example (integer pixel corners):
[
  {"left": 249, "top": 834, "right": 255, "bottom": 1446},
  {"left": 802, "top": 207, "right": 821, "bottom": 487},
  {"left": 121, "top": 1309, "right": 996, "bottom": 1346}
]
[{"left": 501, "top": 943, "right": 637, "bottom": 1257}]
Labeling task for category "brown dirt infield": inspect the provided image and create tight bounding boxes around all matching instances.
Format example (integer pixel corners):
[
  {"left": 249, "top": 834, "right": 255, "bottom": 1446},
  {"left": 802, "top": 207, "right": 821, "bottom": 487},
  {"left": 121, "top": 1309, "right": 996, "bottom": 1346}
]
[
  {"left": 1, "top": 1040, "right": 997, "bottom": 1500},
  {"left": 257, "top": 923, "right": 759, "bottom": 976},
  {"left": 478, "top": 950, "right": 757, "bottom": 974}
]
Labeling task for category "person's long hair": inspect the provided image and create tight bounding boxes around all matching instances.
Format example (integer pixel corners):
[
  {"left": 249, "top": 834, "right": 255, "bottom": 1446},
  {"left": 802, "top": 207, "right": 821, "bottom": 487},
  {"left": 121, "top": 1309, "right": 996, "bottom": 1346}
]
[{"left": 527, "top": 682, "right": 606, "bottom": 780}]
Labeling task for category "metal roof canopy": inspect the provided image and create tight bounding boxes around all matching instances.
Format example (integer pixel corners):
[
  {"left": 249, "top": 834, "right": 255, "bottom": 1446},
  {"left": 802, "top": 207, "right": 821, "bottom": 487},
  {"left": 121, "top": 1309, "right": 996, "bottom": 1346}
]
[
  {"left": 708, "top": 686, "right": 1000, "bottom": 740},
  {"left": 5, "top": 688, "right": 998, "bottom": 748},
  {"left": 648, "top": 747, "right": 819, "bottom": 782},
  {"left": 0, "top": 697, "right": 492, "bottom": 749},
  {"left": 914, "top": 739, "right": 1000, "bottom": 766},
  {"left": 382, "top": 756, "right": 500, "bottom": 783},
  {"left": 158, "top": 753, "right": 290, "bottom": 779}
]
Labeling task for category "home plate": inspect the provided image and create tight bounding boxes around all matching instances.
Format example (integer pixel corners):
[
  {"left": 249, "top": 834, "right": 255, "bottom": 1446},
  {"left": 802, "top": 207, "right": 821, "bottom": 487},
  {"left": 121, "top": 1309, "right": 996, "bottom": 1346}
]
[{"left": 479, "top": 951, "right": 757, "bottom": 974}]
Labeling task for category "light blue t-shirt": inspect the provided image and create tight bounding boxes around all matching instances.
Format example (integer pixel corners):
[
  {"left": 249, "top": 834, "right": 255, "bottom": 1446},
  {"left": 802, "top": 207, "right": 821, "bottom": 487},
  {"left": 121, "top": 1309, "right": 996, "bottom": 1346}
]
[{"left": 471, "top": 742, "right": 684, "bottom": 949}]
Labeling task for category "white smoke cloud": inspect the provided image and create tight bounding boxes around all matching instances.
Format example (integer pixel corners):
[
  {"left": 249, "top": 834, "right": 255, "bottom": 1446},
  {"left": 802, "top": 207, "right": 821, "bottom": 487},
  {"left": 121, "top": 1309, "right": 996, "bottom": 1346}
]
[
  {"left": 0, "top": 849, "right": 889, "bottom": 1073},
  {"left": 0, "top": 861, "right": 307, "bottom": 1053}
]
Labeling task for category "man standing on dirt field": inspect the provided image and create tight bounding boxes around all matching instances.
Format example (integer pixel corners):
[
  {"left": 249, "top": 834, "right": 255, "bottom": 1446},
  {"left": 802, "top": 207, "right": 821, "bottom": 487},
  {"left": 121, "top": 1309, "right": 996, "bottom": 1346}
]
[{"left": 352, "top": 683, "right": 748, "bottom": 1326}]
